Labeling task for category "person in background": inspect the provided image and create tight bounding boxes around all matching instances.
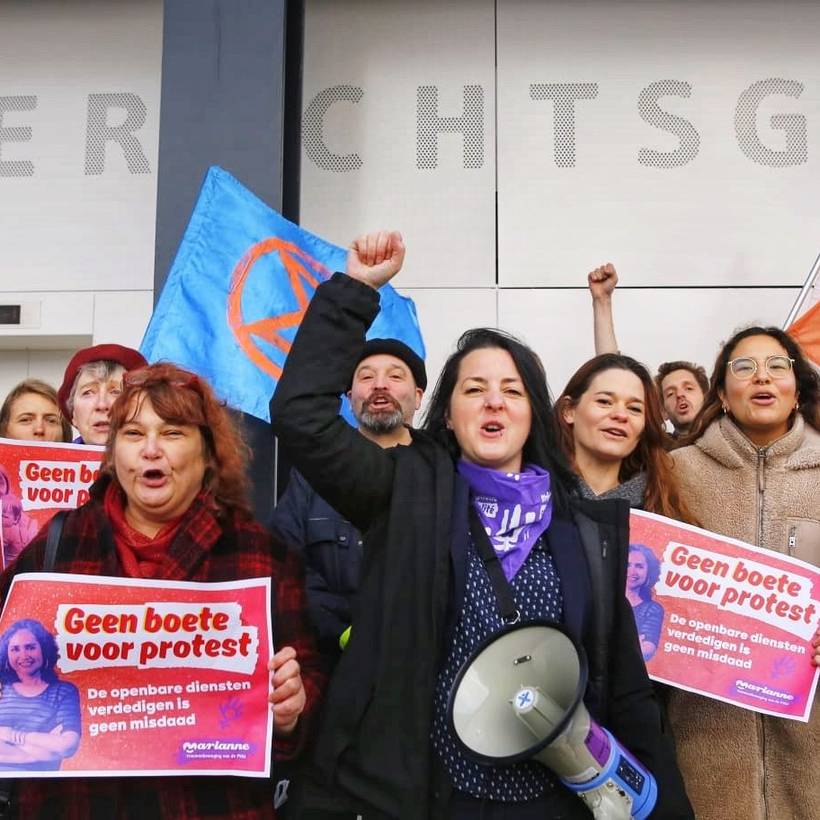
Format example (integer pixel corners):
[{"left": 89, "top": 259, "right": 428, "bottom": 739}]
[
  {"left": 625, "top": 544, "right": 664, "bottom": 661},
  {"left": 668, "top": 325, "right": 820, "bottom": 820},
  {"left": 270, "top": 230, "right": 692, "bottom": 819},
  {"left": 57, "top": 344, "right": 148, "bottom": 445},
  {"left": 271, "top": 338, "right": 426, "bottom": 664},
  {"left": 554, "top": 353, "right": 693, "bottom": 521},
  {"left": 654, "top": 362, "right": 708, "bottom": 439},
  {"left": 1, "top": 362, "right": 324, "bottom": 818},
  {"left": 587, "top": 263, "right": 707, "bottom": 442},
  {"left": 0, "top": 380, "right": 71, "bottom": 443}
]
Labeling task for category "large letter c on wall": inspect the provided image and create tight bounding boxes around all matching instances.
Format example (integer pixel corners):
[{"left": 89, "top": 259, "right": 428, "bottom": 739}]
[{"left": 302, "top": 85, "right": 364, "bottom": 172}]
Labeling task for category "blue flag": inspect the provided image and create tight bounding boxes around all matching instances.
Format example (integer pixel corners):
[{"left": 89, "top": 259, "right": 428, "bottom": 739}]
[{"left": 141, "top": 166, "right": 426, "bottom": 422}]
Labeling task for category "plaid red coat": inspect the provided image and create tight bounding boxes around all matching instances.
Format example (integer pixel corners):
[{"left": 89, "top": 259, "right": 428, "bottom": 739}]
[{"left": 0, "top": 477, "right": 325, "bottom": 820}]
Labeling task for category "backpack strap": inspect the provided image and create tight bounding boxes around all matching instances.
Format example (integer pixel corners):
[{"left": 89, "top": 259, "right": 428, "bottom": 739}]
[{"left": 43, "top": 510, "right": 68, "bottom": 573}]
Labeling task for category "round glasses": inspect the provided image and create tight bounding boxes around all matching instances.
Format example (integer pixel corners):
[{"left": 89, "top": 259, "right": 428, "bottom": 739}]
[{"left": 727, "top": 355, "right": 794, "bottom": 380}]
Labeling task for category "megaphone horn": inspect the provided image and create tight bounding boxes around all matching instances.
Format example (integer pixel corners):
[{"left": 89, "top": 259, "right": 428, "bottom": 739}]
[{"left": 447, "top": 621, "right": 657, "bottom": 820}]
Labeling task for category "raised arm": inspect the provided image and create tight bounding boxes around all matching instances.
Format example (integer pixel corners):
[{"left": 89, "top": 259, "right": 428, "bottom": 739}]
[
  {"left": 270, "top": 231, "right": 406, "bottom": 532},
  {"left": 588, "top": 263, "right": 620, "bottom": 355}
]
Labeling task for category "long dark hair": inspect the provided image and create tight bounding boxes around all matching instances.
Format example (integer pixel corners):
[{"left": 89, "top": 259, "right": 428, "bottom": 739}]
[
  {"left": 0, "top": 619, "right": 60, "bottom": 684},
  {"left": 629, "top": 544, "right": 661, "bottom": 602},
  {"left": 685, "top": 326, "right": 820, "bottom": 443},
  {"left": 421, "top": 328, "right": 577, "bottom": 511},
  {"left": 555, "top": 354, "right": 694, "bottom": 521}
]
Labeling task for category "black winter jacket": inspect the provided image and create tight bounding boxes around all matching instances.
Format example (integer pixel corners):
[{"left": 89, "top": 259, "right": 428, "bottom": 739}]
[
  {"left": 270, "top": 468, "right": 363, "bottom": 660},
  {"left": 270, "top": 273, "right": 692, "bottom": 819}
]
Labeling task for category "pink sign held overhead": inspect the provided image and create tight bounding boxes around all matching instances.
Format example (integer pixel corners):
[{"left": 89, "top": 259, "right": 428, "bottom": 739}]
[{"left": 628, "top": 510, "right": 819, "bottom": 722}]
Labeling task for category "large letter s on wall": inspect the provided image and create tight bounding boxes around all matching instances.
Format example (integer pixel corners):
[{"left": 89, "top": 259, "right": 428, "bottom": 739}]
[{"left": 638, "top": 80, "right": 700, "bottom": 168}]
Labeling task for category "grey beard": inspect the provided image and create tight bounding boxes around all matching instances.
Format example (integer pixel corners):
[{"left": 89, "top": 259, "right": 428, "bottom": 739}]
[{"left": 358, "top": 407, "right": 405, "bottom": 435}]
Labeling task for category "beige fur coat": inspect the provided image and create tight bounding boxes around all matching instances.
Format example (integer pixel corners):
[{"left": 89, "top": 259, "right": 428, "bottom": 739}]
[{"left": 667, "top": 415, "right": 820, "bottom": 820}]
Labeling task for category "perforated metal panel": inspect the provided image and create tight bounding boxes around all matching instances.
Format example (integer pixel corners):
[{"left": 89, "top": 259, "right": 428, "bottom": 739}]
[
  {"left": 529, "top": 83, "right": 598, "bottom": 168},
  {"left": 300, "top": 0, "right": 496, "bottom": 289},
  {"left": 302, "top": 85, "right": 364, "bottom": 172},
  {"left": 0, "top": 95, "right": 37, "bottom": 176},
  {"left": 497, "top": 1, "right": 819, "bottom": 287},
  {"left": 637, "top": 80, "right": 700, "bottom": 168},
  {"left": 0, "top": 0, "right": 162, "bottom": 292},
  {"left": 416, "top": 84, "right": 484, "bottom": 169},
  {"left": 298, "top": 0, "right": 816, "bottom": 391},
  {"left": 734, "top": 78, "right": 807, "bottom": 167},
  {"left": 84, "top": 92, "right": 151, "bottom": 175}
]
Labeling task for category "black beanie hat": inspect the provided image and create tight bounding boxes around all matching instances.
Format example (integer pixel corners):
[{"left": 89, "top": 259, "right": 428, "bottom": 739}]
[{"left": 352, "top": 339, "right": 427, "bottom": 390}]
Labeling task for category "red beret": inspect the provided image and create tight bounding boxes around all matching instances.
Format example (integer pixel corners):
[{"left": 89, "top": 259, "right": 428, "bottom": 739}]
[{"left": 58, "top": 344, "right": 148, "bottom": 419}]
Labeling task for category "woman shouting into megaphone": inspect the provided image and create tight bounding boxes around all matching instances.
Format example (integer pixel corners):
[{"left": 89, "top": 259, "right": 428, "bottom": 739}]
[{"left": 271, "top": 231, "right": 693, "bottom": 819}]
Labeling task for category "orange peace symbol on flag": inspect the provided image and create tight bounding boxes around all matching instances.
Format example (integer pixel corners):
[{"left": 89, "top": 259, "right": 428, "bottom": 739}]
[{"left": 227, "top": 237, "right": 334, "bottom": 380}]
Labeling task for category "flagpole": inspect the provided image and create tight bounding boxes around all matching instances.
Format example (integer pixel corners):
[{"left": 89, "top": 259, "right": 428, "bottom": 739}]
[{"left": 784, "top": 250, "right": 820, "bottom": 329}]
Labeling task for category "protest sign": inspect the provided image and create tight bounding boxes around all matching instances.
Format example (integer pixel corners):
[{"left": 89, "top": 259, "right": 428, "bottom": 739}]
[
  {"left": 629, "top": 510, "right": 819, "bottom": 722},
  {"left": 0, "top": 437, "right": 104, "bottom": 568},
  {"left": 0, "top": 573, "right": 273, "bottom": 777}
]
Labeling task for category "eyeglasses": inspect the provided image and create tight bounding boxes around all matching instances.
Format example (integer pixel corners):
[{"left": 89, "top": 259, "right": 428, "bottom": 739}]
[{"left": 727, "top": 355, "right": 794, "bottom": 380}]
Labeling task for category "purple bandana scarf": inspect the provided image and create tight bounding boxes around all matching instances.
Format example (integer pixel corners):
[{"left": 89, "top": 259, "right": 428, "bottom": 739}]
[{"left": 458, "top": 460, "right": 553, "bottom": 580}]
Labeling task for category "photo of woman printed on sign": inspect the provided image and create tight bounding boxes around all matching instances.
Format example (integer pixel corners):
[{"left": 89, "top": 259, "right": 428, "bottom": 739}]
[
  {"left": 0, "top": 619, "right": 81, "bottom": 770},
  {"left": 626, "top": 544, "right": 666, "bottom": 662},
  {"left": 0, "top": 467, "right": 40, "bottom": 569},
  {"left": 1, "top": 497, "right": 38, "bottom": 569}
]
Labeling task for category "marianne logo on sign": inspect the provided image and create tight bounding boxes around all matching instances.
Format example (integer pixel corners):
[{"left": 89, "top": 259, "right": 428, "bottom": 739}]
[{"left": 179, "top": 739, "right": 254, "bottom": 762}]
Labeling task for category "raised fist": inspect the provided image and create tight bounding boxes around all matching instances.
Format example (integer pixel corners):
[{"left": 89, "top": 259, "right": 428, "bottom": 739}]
[
  {"left": 588, "top": 263, "right": 618, "bottom": 300},
  {"left": 346, "top": 230, "right": 405, "bottom": 289}
]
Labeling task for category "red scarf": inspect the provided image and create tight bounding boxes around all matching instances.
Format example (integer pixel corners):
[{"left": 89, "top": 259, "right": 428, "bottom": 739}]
[{"left": 103, "top": 483, "right": 185, "bottom": 579}]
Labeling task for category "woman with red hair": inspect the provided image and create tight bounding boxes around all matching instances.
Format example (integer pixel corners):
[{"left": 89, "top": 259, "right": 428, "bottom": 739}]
[{"left": 0, "top": 362, "right": 324, "bottom": 819}]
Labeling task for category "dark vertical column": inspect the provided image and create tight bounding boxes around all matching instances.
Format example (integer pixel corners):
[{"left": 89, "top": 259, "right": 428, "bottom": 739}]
[
  {"left": 155, "top": 0, "right": 301, "bottom": 520},
  {"left": 282, "top": 0, "right": 304, "bottom": 225},
  {"left": 155, "top": 0, "right": 287, "bottom": 289}
]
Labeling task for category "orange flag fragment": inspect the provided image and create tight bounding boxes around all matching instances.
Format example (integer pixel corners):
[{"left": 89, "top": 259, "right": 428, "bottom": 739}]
[{"left": 787, "top": 300, "right": 820, "bottom": 365}]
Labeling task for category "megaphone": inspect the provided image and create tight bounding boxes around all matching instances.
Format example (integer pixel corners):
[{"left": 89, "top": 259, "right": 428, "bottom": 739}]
[{"left": 447, "top": 620, "right": 657, "bottom": 820}]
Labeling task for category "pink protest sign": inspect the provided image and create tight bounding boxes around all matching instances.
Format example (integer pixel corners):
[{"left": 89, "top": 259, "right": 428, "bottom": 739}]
[
  {"left": 629, "top": 510, "right": 819, "bottom": 722},
  {"left": 0, "top": 573, "right": 273, "bottom": 777},
  {"left": 0, "top": 437, "right": 104, "bottom": 568}
]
